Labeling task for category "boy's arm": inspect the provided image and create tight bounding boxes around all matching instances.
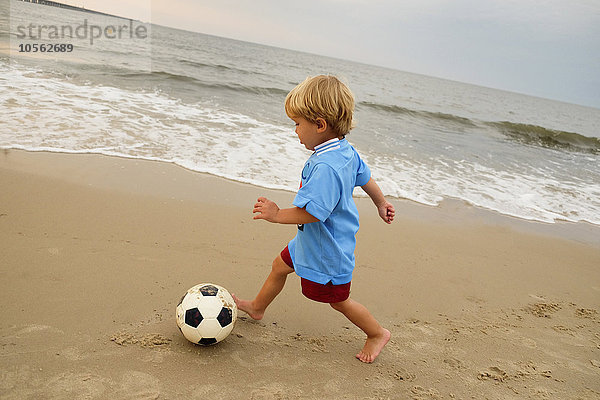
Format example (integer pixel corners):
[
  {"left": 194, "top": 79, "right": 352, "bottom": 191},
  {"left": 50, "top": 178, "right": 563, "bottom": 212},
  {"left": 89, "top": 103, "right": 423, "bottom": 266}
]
[
  {"left": 253, "top": 197, "right": 319, "bottom": 224},
  {"left": 361, "top": 178, "right": 395, "bottom": 224}
]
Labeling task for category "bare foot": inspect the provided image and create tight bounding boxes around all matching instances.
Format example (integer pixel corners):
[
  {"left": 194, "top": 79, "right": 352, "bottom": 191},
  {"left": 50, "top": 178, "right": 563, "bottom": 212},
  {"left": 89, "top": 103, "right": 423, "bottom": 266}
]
[
  {"left": 356, "top": 328, "right": 391, "bottom": 363},
  {"left": 232, "top": 294, "right": 264, "bottom": 320}
]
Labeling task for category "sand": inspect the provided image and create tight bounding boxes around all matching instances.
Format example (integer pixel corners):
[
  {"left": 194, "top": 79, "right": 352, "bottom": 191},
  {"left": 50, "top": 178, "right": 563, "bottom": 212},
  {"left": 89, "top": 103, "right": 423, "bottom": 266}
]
[{"left": 1, "top": 149, "right": 599, "bottom": 400}]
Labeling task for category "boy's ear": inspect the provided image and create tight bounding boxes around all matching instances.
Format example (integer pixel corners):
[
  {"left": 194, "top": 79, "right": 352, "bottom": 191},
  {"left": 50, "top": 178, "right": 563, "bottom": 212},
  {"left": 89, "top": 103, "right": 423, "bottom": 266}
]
[{"left": 315, "top": 118, "right": 327, "bottom": 133}]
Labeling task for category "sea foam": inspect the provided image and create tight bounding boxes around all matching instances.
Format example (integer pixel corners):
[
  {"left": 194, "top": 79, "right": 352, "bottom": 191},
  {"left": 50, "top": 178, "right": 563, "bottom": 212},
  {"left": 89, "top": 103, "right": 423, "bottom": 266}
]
[{"left": 2, "top": 62, "right": 599, "bottom": 226}]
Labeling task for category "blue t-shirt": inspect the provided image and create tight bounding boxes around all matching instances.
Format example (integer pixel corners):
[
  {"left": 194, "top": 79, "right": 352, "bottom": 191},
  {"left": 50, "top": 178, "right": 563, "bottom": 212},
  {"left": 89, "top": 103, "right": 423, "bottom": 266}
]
[{"left": 288, "top": 138, "right": 371, "bottom": 285}]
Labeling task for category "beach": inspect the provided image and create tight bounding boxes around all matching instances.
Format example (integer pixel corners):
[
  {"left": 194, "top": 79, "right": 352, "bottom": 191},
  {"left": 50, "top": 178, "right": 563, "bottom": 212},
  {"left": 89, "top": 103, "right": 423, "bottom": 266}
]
[{"left": 1, "top": 149, "right": 599, "bottom": 399}]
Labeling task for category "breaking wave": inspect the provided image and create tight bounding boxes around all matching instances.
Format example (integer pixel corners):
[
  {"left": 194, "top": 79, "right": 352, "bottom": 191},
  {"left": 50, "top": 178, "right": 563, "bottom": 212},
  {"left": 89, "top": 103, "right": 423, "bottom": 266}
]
[
  {"left": 359, "top": 100, "right": 599, "bottom": 154},
  {"left": 358, "top": 101, "right": 477, "bottom": 128},
  {"left": 489, "top": 121, "right": 600, "bottom": 154}
]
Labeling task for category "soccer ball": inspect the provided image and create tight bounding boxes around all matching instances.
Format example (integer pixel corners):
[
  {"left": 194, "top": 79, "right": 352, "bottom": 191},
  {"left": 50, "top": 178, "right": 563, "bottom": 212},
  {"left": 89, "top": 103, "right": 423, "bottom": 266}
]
[{"left": 176, "top": 283, "right": 238, "bottom": 346}]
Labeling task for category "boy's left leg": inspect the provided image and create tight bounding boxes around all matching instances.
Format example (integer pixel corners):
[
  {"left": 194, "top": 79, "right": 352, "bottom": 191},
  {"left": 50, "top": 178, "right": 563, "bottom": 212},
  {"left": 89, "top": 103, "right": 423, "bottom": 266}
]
[
  {"left": 233, "top": 254, "right": 294, "bottom": 320},
  {"left": 330, "top": 298, "right": 391, "bottom": 363}
]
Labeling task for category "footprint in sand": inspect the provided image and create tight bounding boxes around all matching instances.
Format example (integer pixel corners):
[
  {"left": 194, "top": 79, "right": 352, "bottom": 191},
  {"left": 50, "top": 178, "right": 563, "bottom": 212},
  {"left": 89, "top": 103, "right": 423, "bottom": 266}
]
[
  {"left": 524, "top": 302, "right": 561, "bottom": 318},
  {"left": 575, "top": 308, "right": 598, "bottom": 319},
  {"left": 443, "top": 357, "right": 465, "bottom": 370},
  {"left": 113, "top": 371, "right": 160, "bottom": 400},
  {"left": 44, "top": 372, "right": 107, "bottom": 399},
  {"left": 478, "top": 366, "right": 508, "bottom": 382},
  {"left": 391, "top": 366, "right": 416, "bottom": 381},
  {"left": 411, "top": 385, "right": 441, "bottom": 400},
  {"left": 520, "top": 337, "right": 537, "bottom": 348},
  {"left": 250, "top": 383, "right": 293, "bottom": 400}
]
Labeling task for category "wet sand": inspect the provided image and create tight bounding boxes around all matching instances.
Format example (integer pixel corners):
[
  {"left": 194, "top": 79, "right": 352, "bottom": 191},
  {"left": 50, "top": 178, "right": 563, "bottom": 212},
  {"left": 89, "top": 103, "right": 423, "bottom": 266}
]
[{"left": 1, "top": 149, "right": 599, "bottom": 399}]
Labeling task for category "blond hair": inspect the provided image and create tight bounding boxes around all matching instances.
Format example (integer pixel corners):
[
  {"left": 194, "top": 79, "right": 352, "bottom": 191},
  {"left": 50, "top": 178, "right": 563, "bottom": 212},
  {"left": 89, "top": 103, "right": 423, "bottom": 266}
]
[{"left": 285, "top": 75, "right": 355, "bottom": 136}]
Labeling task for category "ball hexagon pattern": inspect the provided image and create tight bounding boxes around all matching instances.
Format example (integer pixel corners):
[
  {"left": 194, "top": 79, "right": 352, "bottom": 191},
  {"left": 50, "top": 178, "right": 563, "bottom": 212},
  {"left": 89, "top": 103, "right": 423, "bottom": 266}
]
[{"left": 176, "top": 283, "right": 238, "bottom": 346}]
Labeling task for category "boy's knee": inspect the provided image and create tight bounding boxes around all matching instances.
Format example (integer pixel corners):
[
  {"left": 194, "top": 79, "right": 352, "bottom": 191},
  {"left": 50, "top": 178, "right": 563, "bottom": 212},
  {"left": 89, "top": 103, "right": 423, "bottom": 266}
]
[
  {"left": 330, "top": 300, "right": 348, "bottom": 312},
  {"left": 272, "top": 256, "right": 294, "bottom": 275}
]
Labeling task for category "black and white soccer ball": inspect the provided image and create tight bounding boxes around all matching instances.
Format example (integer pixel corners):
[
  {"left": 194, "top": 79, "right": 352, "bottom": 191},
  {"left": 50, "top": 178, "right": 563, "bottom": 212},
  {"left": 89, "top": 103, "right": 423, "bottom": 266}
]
[{"left": 176, "top": 283, "right": 237, "bottom": 346}]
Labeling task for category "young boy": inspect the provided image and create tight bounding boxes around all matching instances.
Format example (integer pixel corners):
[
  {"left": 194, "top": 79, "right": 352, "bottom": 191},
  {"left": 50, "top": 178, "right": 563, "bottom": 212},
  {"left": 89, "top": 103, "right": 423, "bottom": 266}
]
[{"left": 233, "top": 75, "right": 395, "bottom": 363}]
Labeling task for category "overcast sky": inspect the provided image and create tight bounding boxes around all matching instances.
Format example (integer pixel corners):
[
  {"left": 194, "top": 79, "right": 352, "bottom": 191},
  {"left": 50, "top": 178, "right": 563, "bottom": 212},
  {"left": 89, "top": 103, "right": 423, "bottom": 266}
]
[{"left": 69, "top": 0, "right": 599, "bottom": 108}]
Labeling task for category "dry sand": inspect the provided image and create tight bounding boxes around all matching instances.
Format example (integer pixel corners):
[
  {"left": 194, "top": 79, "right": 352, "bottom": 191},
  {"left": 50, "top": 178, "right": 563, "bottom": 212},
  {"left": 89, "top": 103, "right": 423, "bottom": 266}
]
[{"left": 1, "top": 149, "right": 599, "bottom": 399}]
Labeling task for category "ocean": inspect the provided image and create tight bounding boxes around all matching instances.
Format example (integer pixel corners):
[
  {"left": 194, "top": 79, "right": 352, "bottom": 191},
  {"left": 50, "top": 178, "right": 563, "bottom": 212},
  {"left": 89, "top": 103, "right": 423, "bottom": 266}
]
[{"left": 2, "top": 0, "right": 599, "bottom": 225}]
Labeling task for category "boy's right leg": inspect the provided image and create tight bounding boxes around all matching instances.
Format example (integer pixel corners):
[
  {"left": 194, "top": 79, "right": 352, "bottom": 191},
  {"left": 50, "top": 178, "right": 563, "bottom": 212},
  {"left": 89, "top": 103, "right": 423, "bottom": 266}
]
[
  {"left": 232, "top": 255, "right": 294, "bottom": 320},
  {"left": 330, "top": 298, "right": 391, "bottom": 363}
]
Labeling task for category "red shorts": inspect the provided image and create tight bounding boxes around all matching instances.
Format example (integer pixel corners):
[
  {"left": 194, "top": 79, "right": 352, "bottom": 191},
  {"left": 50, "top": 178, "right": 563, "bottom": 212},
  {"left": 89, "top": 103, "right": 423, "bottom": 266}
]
[{"left": 280, "top": 246, "right": 351, "bottom": 304}]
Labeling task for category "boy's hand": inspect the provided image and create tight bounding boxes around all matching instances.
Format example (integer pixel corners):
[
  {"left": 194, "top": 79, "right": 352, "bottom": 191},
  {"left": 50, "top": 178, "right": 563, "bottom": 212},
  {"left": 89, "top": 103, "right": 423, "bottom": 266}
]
[
  {"left": 253, "top": 197, "right": 280, "bottom": 222},
  {"left": 378, "top": 201, "right": 395, "bottom": 224},
  {"left": 361, "top": 178, "right": 395, "bottom": 224}
]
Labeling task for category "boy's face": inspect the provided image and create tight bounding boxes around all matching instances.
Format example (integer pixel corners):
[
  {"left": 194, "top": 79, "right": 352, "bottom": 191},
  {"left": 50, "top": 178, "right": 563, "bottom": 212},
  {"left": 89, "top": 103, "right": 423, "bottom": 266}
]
[{"left": 291, "top": 116, "right": 324, "bottom": 151}]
